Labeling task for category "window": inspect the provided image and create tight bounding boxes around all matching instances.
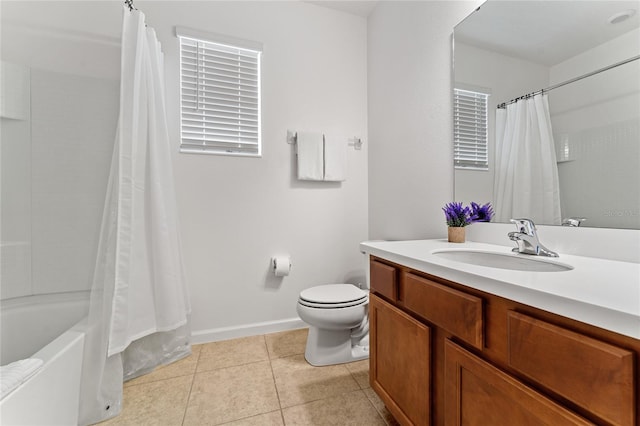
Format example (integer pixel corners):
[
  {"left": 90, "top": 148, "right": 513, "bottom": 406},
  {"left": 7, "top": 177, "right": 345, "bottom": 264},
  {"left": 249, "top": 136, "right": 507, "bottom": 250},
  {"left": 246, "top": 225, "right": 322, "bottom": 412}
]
[
  {"left": 453, "top": 88, "right": 489, "bottom": 170},
  {"left": 177, "top": 28, "right": 262, "bottom": 156}
]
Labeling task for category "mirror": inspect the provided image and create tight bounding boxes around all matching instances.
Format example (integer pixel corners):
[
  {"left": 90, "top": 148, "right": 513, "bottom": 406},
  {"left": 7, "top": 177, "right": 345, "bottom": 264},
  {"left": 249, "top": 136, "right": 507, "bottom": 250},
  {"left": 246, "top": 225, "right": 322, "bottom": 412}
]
[{"left": 453, "top": 0, "right": 640, "bottom": 229}]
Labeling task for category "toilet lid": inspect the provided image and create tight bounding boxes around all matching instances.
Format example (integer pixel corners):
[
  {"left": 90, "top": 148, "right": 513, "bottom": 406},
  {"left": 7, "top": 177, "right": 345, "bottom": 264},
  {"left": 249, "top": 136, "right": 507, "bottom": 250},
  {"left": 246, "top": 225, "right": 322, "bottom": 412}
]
[{"left": 299, "top": 284, "right": 367, "bottom": 305}]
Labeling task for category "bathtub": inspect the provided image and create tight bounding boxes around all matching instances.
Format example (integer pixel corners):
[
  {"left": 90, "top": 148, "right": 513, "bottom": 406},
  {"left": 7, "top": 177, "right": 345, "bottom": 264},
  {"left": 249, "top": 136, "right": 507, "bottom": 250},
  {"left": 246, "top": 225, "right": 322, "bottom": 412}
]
[{"left": 0, "top": 292, "right": 89, "bottom": 425}]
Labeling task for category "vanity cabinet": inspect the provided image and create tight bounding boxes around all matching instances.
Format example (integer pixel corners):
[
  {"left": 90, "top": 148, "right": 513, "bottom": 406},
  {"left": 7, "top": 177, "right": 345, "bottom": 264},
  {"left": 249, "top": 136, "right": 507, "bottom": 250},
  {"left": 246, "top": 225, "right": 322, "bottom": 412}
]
[{"left": 368, "top": 256, "right": 640, "bottom": 426}]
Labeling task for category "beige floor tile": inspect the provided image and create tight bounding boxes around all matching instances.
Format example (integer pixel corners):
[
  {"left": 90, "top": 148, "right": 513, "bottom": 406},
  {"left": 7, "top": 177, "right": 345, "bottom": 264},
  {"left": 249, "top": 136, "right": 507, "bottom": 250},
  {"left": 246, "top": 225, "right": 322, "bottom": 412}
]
[
  {"left": 183, "top": 360, "right": 280, "bottom": 426},
  {"left": 99, "top": 375, "right": 192, "bottom": 426},
  {"left": 265, "top": 328, "right": 308, "bottom": 359},
  {"left": 125, "top": 346, "right": 202, "bottom": 387},
  {"left": 271, "top": 354, "right": 360, "bottom": 408},
  {"left": 344, "top": 359, "right": 370, "bottom": 389},
  {"left": 219, "top": 410, "right": 284, "bottom": 425},
  {"left": 282, "top": 389, "right": 386, "bottom": 425},
  {"left": 197, "top": 335, "right": 269, "bottom": 373},
  {"left": 363, "top": 388, "right": 401, "bottom": 426}
]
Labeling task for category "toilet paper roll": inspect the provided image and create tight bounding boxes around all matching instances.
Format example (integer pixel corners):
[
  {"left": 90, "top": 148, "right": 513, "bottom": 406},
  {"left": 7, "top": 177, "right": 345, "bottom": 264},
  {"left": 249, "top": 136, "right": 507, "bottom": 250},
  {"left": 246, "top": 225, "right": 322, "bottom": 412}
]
[{"left": 273, "top": 256, "right": 291, "bottom": 277}]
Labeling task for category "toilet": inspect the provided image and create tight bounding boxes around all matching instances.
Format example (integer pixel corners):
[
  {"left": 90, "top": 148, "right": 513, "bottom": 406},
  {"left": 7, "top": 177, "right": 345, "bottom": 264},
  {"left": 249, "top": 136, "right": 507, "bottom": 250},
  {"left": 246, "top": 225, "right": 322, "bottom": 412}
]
[{"left": 296, "top": 283, "right": 369, "bottom": 366}]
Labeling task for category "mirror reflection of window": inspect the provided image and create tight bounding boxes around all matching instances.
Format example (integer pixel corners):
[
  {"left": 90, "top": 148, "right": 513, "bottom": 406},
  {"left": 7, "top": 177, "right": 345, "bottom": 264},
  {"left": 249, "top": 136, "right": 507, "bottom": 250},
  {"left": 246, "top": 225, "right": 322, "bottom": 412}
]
[{"left": 453, "top": 88, "right": 489, "bottom": 171}]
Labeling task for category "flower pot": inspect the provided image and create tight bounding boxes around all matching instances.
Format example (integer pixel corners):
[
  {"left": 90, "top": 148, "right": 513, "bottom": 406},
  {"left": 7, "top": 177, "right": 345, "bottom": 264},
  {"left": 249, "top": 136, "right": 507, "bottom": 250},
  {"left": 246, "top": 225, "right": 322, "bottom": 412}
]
[{"left": 448, "top": 227, "right": 465, "bottom": 243}]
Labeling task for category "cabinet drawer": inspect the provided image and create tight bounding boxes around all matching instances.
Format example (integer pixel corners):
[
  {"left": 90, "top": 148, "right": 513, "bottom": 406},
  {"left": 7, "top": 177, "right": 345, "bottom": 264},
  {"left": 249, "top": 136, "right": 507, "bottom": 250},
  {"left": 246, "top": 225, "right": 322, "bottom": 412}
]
[
  {"left": 507, "top": 311, "right": 635, "bottom": 426},
  {"left": 404, "top": 273, "right": 483, "bottom": 349},
  {"left": 370, "top": 259, "right": 398, "bottom": 301}
]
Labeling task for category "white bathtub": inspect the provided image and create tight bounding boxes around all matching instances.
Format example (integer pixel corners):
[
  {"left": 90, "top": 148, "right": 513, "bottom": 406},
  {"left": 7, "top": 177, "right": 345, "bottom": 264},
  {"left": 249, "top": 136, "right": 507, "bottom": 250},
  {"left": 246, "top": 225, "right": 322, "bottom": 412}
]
[{"left": 0, "top": 292, "right": 89, "bottom": 425}]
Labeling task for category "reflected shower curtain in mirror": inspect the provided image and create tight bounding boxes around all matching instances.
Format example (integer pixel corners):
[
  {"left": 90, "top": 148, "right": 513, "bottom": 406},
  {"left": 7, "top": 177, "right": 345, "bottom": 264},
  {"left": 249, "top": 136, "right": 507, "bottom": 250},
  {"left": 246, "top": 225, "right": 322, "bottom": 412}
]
[
  {"left": 79, "top": 7, "right": 191, "bottom": 425},
  {"left": 493, "top": 94, "right": 562, "bottom": 225}
]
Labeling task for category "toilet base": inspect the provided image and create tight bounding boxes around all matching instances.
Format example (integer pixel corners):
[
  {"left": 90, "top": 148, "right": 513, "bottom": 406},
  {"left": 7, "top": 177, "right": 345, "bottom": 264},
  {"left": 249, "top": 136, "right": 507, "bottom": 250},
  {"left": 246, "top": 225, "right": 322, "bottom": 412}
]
[{"left": 304, "top": 326, "right": 370, "bottom": 366}]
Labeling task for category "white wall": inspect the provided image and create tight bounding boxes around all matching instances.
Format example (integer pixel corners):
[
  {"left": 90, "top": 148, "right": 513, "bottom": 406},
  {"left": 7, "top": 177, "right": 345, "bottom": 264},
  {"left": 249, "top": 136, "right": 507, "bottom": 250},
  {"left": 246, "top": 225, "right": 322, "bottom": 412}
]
[
  {"left": 139, "top": 1, "right": 369, "bottom": 340},
  {"left": 1, "top": 1, "right": 368, "bottom": 341},
  {"left": 367, "top": 1, "right": 483, "bottom": 240}
]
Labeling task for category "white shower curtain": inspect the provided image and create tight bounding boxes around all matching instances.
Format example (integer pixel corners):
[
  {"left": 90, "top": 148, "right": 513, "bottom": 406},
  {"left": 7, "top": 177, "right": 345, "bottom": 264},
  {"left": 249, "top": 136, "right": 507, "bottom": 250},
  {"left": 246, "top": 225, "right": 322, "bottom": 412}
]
[
  {"left": 79, "top": 7, "right": 191, "bottom": 425},
  {"left": 493, "top": 94, "right": 562, "bottom": 225}
]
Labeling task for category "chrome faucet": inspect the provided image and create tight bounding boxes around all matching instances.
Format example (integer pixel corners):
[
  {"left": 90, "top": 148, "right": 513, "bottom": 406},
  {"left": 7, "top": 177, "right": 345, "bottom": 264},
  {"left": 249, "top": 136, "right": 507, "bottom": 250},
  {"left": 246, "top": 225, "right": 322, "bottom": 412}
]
[
  {"left": 562, "top": 217, "right": 587, "bottom": 227},
  {"left": 508, "top": 218, "right": 558, "bottom": 257}
]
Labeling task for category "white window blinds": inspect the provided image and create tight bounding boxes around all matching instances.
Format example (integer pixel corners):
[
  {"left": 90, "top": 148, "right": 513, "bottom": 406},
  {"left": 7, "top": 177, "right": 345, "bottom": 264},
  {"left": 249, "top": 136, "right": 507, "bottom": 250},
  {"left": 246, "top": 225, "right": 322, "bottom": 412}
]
[
  {"left": 178, "top": 31, "right": 262, "bottom": 156},
  {"left": 453, "top": 88, "right": 489, "bottom": 170}
]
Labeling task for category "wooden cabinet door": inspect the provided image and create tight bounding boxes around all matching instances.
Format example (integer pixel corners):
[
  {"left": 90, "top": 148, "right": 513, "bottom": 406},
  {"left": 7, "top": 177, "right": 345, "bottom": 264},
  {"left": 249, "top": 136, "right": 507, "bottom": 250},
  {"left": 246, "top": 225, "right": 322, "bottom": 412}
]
[
  {"left": 370, "top": 293, "right": 431, "bottom": 426},
  {"left": 444, "top": 339, "right": 593, "bottom": 426}
]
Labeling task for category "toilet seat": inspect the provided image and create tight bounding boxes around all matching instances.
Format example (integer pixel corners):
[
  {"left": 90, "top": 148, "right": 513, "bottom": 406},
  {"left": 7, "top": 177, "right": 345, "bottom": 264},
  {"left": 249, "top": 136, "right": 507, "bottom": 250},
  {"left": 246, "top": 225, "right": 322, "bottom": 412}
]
[{"left": 298, "top": 284, "right": 368, "bottom": 309}]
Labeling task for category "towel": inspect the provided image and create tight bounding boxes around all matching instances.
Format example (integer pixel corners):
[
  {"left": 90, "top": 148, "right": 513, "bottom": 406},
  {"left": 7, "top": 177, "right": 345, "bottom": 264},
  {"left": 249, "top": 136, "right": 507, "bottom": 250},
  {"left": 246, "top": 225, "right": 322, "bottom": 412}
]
[
  {"left": 296, "top": 131, "right": 324, "bottom": 181},
  {"left": 323, "top": 136, "right": 347, "bottom": 182},
  {"left": 1, "top": 358, "right": 43, "bottom": 400}
]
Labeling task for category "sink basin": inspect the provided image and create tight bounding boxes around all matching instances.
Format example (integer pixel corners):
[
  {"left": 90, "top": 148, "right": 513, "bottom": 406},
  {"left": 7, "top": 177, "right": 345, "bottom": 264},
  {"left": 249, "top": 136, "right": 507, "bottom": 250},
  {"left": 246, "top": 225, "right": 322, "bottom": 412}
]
[{"left": 432, "top": 249, "right": 573, "bottom": 272}]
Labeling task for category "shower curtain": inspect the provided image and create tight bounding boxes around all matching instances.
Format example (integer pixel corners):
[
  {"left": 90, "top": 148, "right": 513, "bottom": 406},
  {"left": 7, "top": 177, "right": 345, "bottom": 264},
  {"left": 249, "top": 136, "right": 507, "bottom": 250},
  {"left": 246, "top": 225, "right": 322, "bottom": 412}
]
[
  {"left": 79, "top": 7, "right": 191, "bottom": 425},
  {"left": 493, "top": 94, "right": 562, "bottom": 225}
]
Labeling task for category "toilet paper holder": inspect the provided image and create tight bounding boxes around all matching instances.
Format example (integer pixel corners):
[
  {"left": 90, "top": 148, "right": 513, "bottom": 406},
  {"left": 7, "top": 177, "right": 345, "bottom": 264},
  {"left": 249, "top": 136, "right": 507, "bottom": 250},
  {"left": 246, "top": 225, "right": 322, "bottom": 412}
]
[{"left": 272, "top": 256, "right": 291, "bottom": 276}]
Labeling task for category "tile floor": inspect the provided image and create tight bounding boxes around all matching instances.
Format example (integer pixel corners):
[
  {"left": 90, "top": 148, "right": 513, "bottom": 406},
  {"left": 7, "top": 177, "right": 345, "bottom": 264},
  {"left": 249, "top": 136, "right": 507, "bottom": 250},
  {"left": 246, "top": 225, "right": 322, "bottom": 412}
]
[{"left": 99, "top": 328, "right": 399, "bottom": 426}]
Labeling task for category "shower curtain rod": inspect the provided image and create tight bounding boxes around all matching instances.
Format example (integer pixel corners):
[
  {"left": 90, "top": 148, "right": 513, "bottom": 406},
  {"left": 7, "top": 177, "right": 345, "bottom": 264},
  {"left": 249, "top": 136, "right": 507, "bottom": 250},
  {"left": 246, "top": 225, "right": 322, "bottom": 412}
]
[{"left": 497, "top": 54, "right": 640, "bottom": 109}]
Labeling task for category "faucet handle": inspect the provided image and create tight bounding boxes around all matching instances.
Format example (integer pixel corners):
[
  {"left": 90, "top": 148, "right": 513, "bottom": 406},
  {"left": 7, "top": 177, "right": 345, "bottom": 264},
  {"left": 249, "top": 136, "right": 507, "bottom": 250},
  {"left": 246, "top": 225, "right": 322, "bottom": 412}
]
[{"left": 510, "top": 218, "right": 536, "bottom": 235}]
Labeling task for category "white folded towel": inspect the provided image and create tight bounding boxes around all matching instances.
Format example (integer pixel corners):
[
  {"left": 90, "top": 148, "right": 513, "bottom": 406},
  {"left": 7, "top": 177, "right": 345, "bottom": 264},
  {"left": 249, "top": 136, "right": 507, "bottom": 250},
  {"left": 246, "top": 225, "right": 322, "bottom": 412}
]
[
  {"left": 323, "top": 136, "right": 347, "bottom": 182},
  {"left": 296, "top": 131, "right": 324, "bottom": 181},
  {"left": 1, "top": 358, "right": 43, "bottom": 400}
]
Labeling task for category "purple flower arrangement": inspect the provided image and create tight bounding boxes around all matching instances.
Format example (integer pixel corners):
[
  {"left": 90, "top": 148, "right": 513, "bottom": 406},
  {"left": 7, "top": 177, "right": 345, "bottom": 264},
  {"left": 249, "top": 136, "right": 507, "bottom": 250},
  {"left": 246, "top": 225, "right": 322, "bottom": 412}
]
[
  {"left": 470, "top": 202, "right": 494, "bottom": 223},
  {"left": 442, "top": 202, "right": 471, "bottom": 227},
  {"left": 443, "top": 202, "right": 494, "bottom": 227}
]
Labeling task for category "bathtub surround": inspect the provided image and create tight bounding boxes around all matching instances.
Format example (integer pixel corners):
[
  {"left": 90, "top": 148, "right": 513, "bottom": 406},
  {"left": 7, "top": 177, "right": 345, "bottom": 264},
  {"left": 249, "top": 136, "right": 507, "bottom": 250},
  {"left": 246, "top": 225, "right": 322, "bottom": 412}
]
[
  {"left": 0, "top": 68, "right": 118, "bottom": 300},
  {"left": 1, "top": 0, "right": 120, "bottom": 303},
  {"left": 80, "top": 7, "right": 191, "bottom": 425}
]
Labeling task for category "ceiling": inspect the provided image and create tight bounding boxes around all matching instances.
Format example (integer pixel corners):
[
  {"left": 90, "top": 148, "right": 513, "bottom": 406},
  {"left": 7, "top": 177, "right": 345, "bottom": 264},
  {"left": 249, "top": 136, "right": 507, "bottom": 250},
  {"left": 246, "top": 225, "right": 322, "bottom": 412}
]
[
  {"left": 305, "top": 1, "right": 379, "bottom": 17},
  {"left": 455, "top": 1, "right": 640, "bottom": 66}
]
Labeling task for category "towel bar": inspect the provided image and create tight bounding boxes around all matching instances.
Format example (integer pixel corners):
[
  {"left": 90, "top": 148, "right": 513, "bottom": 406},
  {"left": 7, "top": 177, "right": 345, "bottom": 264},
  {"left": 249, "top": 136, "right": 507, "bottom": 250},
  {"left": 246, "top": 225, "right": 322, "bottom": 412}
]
[
  {"left": 348, "top": 137, "right": 363, "bottom": 150},
  {"left": 287, "top": 130, "right": 298, "bottom": 145},
  {"left": 286, "top": 130, "right": 363, "bottom": 150}
]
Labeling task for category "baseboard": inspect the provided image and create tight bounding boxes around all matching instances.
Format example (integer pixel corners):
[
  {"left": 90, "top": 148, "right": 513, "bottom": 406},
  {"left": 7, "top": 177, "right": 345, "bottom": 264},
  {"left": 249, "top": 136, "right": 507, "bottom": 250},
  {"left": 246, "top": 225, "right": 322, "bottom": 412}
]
[{"left": 191, "top": 317, "right": 308, "bottom": 345}]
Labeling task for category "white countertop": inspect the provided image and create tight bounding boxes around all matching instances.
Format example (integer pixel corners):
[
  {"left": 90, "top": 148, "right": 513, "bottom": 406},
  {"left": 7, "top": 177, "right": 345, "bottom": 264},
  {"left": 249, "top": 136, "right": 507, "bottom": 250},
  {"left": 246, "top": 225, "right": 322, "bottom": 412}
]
[{"left": 360, "top": 239, "right": 640, "bottom": 340}]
